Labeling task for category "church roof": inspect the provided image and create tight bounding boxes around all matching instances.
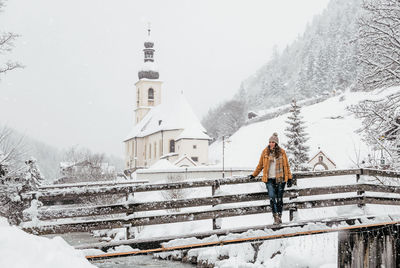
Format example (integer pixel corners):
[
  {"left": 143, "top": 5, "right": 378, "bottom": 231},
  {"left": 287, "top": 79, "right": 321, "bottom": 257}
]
[
  {"left": 124, "top": 93, "right": 211, "bottom": 141},
  {"left": 175, "top": 124, "right": 210, "bottom": 141},
  {"left": 308, "top": 150, "right": 336, "bottom": 166}
]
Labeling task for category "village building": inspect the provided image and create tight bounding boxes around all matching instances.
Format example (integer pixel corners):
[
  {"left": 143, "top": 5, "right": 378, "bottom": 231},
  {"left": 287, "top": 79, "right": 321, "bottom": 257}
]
[
  {"left": 308, "top": 149, "right": 336, "bottom": 171},
  {"left": 56, "top": 160, "right": 116, "bottom": 184},
  {"left": 124, "top": 31, "right": 210, "bottom": 171}
]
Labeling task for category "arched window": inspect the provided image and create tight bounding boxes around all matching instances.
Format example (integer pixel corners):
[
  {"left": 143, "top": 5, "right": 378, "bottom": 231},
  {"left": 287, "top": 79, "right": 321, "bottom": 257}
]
[
  {"left": 169, "top": 140, "right": 175, "bottom": 153},
  {"left": 148, "top": 88, "right": 154, "bottom": 100}
]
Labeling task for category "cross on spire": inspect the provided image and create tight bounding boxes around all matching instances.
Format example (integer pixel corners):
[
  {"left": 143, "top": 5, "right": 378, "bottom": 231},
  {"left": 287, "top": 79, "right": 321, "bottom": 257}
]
[{"left": 147, "top": 22, "right": 151, "bottom": 36}]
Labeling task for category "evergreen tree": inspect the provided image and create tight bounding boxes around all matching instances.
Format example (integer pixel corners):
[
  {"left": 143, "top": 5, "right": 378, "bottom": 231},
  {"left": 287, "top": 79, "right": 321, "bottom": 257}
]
[{"left": 284, "top": 99, "right": 310, "bottom": 171}]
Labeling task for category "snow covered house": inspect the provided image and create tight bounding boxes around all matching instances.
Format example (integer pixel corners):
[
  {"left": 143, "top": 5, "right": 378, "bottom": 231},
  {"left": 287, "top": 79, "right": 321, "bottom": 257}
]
[
  {"left": 124, "top": 31, "right": 210, "bottom": 171},
  {"left": 57, "top": 160, "right": 116, "bottom": 183},
  {"left": 308, "top": 150, "right": 336, "bottom": 171}
]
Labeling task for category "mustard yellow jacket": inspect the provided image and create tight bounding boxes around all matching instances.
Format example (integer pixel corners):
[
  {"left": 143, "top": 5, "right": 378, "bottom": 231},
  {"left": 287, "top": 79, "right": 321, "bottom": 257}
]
[{"left": 252, "top": 147, "right": 293, "bottom": 183}]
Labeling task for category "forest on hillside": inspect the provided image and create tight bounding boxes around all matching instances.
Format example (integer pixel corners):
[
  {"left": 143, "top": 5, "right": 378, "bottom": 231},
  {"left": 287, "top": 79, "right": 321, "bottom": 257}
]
[{"left": 202, "top": 0, "right": 400, "bottom": 141}]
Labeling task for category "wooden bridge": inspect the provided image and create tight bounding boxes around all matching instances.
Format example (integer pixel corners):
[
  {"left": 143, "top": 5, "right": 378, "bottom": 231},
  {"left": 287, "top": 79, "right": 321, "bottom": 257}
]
[{"left": 16, "top": 168, "right": 400, "bottom": 266}]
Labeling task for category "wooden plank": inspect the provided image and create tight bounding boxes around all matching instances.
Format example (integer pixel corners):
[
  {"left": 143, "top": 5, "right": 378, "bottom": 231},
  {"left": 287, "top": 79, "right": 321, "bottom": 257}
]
[
  {"left": 361, "top": 184, "right": 400, "bottom": 194},
  {"left": 364, "top": 196, "right": 400, "bottom": 206},
  {"left": 33, "top": 183, "right": 400, "bottom": 221},
  {"left": 25, "top": 168, "right": 400, "bottom": 205},
  {"left": 363, "top": 169, "right": 400, "bottom": 178},
  {"left": 33, "top": 184, "right": 360, "bottom": 220},
  {"left": 25, "top": 169, "right": 365, "bottom": 203},
  {"left": 36, "top": 187, "right": 135, "bottom": 205},
  {"left": 24, "top": 196, "right": 366, "bottom": 235},
  {"left": 37, "top": 192, "right": 269, "bottom": 220},
  {"left": 85, "top": 219, "right": 400, "bottom": 260},
  {"left": 76, "top": 214, "right": 378, "bottom": 251},
  {"left": 294, "top": 168, "right": 361, "bottom": 179},
  {"left": 39, "top": 180, "right": 149, "bottom": 190}
]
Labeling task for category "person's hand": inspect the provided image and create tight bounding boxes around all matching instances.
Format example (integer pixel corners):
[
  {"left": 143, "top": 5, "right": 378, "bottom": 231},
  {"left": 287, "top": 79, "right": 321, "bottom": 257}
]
[
  {"left": 286, "top": 179, "right": 293, "bottom": 188},
  {"left": 248, "top": 174, "right": 255, "bottom": 179}
]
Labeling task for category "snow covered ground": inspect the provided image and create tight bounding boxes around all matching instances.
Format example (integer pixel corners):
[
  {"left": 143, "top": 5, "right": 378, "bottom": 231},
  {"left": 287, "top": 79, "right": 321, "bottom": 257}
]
[
  {"left": 0, "top": 217, "right": 95, "bottom": 268},
  {"left": 3, "top": 87, "right": 400, "bottom": 267},
  {"left": 128, "top": 87, "right": 400, "bottom": 267},
  {"left": 210, "top": 86, "right": 400, "bottom": 169}
]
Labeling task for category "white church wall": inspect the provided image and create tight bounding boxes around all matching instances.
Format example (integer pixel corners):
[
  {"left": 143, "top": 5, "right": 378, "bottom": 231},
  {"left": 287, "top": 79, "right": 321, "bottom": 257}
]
[
  {"left": 309, "top": 152, "right": 336, "bottom": 171},
  {"left": 176, "top": 139, "right": 209, "bottom": 165},
  {"left": 135, "top": 129, "right": 183, "bottom": 168},
  {"left": 135, "top": 79, "right": 162, "bottom": 107}
]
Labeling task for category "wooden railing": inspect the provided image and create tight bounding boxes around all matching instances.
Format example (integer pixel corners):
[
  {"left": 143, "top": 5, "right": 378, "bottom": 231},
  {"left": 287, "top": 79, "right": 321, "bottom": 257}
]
[{"left": 20, "top": 168, "right": 400, "bottom": 236}]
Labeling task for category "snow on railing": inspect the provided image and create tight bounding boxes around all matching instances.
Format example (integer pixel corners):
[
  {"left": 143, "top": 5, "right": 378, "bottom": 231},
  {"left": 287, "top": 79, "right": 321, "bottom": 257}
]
[{"left": 17, "top": 168, "right": 400, "bottom": 236}]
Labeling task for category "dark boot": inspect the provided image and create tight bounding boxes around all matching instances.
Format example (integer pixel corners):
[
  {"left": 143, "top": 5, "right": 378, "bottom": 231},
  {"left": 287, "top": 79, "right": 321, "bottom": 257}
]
[
  {"left": 277, "top": 213, "right": 282, "bottom": 224},
  {"left": 273, "top": 213, "right": 280, "bottom": 225}
]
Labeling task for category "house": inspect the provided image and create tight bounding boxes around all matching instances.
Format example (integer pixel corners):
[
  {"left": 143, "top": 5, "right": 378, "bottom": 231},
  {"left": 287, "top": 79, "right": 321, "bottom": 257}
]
[
  {"left": 123, "top": 29, "right": 210, "bottom": 172},
  {"left": 57, "top": 160, "right": 116, "bottom": 184},
  {"left": 308, "top": 150, "right": 336, "bottom": 171}
]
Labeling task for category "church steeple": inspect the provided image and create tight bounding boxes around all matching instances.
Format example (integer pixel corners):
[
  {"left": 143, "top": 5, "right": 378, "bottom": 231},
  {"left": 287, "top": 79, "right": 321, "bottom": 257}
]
[
  {"left": 134, "top": 25, "right": 163, "bottom": 124},
  {"left": 138, "top": 25, "right": 159, "bottom": 80}
]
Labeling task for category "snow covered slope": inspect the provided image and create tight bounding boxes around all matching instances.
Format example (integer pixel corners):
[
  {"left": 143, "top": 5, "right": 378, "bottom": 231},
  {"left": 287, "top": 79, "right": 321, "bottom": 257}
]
[
  {"left": 210, "top": 87, "right": 400, "bottom": 169},
  {"left": 0, "top": 217, "right": 94, "bottom": 268}
]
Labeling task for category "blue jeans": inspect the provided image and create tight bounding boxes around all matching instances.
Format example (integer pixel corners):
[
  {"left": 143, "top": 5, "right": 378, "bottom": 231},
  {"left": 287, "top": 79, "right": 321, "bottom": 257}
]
[{"left": 266, "top": 178, "right": 286, "bottom": 214}]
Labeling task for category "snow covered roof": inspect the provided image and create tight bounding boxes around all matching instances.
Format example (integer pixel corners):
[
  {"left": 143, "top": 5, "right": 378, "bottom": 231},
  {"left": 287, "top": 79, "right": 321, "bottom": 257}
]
[
  {"left": 176, "top": 124, "right": 211, "bottom": 141},
  {"left": 308, "top": 150, "right": 336, "bottom": 166},
  {"left": 174, "top": 155, "right": 197, "bottom": 167},
  {"left": 149, "top": 159, "right": 176, "bottom": 169},
  {"left": 125, "top": 93, "right": 210, "bottom": 141}
]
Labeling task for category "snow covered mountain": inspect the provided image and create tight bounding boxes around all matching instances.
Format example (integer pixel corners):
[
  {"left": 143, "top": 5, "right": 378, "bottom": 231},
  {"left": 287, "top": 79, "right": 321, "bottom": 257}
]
[
  {"left": 203, "top": 0, "right": 363, "bottom": 140},
  {"left": 209, "top": 87, "right": 400, "bottom": 170},
  {"left": 238, "top": 0, "right": 361, "bottom": 111}
]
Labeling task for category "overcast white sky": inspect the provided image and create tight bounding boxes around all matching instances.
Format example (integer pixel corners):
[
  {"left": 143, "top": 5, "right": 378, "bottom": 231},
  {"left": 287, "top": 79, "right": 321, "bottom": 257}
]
[{"left": 0, "top": 0, "right": 330, "bottom": 157}]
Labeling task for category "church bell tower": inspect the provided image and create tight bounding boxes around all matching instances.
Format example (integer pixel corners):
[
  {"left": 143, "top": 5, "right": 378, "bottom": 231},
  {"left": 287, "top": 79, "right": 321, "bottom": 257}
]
[{"left": 134, "top": 26, "right": 162, "bottom": 124}]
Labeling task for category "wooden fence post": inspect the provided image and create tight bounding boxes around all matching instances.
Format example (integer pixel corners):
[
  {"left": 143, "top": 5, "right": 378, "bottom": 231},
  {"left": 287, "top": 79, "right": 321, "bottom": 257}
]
[
  {"left": 212, "top": 179, "right": 221, "bottom": 230},
  {"left": 356, "top": 170, "right": 366, "bottom": 214},
  {"left": 125, "top": 187, "right": 135, "bottom": 239},
  {"left": 289, "top": 190, "right": 298, "bottom": 222},
  {"left": 289, "top": 175, "right": 298, "bottom": 222}
]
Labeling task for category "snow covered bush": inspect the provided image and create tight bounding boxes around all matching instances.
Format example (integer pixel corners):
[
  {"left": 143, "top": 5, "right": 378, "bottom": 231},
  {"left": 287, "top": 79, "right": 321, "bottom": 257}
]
[{"left": 348, "top": 92, "right": 400, "bottom": 170}]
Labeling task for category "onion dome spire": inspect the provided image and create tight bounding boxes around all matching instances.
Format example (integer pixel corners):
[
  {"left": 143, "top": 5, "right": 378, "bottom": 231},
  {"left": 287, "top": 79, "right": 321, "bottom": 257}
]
[{"left": 138, "top": 24, "right": 159, "bottom": 80}]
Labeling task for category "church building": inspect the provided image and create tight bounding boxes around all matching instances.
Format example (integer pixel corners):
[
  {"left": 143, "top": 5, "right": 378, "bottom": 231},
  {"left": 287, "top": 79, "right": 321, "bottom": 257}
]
[{"left": 124, "top": 30, "right": 210, "bottom": 171}]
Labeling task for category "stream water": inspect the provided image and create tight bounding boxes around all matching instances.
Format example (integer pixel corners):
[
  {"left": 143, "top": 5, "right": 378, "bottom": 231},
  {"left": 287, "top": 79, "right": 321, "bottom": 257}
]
[
  {"left": 46, "top": 233, "right": 195, "bottom": 268},
  {"left": 92, "top": 255, "right": 195, "bottom": 268}
]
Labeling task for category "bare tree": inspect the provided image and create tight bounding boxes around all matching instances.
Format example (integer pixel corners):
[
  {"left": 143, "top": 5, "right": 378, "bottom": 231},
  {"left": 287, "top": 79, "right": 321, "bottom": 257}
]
[
  {"left": 0, "top": 126, "right": 26, "bottom": 177},
  {"left": 348, "top": 92, "right": 400, "bottom": 169},
  {"left": 161, "top": 175, "right": 187, "bottom": 212},
  {"left": 357, "top": 0, "right": 400, "bottom": 90},
  {"left": 202, "top": 99, "right": 246, "bottom": 141},
  {"left": 0, "top": 1, "right": 23, "bottom": 77}
]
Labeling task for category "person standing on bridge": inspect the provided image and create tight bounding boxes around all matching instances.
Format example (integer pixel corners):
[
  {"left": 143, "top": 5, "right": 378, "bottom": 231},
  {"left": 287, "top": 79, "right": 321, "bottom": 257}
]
[{"left": 248, "top": 132, "right": 293, "bottom": 225}]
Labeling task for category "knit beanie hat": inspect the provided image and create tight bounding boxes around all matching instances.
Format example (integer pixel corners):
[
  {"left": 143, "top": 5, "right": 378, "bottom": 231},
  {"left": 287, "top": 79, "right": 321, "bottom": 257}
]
[{"left": 269, "top": 132, "right": 279, "bottom": 144}]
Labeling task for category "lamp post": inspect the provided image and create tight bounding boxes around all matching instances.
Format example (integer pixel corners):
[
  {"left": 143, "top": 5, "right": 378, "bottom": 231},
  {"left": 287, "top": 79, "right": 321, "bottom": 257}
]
[
  {"left": 222, "top": 136, "right": 225, "bottom": 178},
  {"left": 222, "top": 136, "right": 231, "bottom": 178}
]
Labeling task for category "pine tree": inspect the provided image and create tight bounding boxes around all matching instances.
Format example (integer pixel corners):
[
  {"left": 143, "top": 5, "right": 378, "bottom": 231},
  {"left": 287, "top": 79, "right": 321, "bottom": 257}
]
[{"left": 284, "top": 99, "right": 310, "bottom": 171}]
